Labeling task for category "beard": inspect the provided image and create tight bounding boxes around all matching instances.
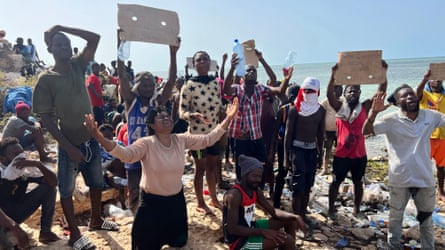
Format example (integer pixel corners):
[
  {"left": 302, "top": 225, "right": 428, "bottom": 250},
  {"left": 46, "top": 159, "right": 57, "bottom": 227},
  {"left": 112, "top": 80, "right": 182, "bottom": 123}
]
[{"left": 401, "top": 101, "right": 420, "bottom": 112}]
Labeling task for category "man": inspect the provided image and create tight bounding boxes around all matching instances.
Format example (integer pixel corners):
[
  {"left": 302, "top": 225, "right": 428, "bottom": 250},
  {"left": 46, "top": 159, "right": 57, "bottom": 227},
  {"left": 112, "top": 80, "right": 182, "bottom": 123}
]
[
  {"left": 416, "top": 70, "right": 445, "bottom": 202},
  {"left": 2, "top": 101, "right": 54, "bottom": 163},
  {"left": 363, "top": 85, "right": 443, "bottom": 250},
  {"left": 118, "top": 33, "right": 179, "bottom": 213},
  {"left": 223, "top": 50, "right": 289, "bottom": 184},
  {"left": 327, "top": 62, "right": 387, "bottom": 218},
  {"left": 33, "top": 25, "right": 118, "bottom": 250},
  {"left": 223, "top": 154, "right": 306, "bottom": 250},
  {"left": 284, "top": 77, "right": 325, "bottom": 222},
  {"left": 270, "top": 84, "right": 300, "bottom": 208},
  {"left": 320, "top": 85, "right": 343, "bottom": 175},
  {"left": 86, "top": 62, "right": 105, "bottom": 125},
  {"left": 0, "top": 137, "right": 59, "bottom": 248}
]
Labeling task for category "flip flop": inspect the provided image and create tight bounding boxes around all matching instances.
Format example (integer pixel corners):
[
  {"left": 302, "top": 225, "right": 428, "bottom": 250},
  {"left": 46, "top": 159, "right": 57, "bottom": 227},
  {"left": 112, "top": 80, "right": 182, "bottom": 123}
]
[
  {"left": 88, "top": 219, "right": 119, "bottom": 231},
  {"left": 69, "top": 235, "right": 96, "bottom": 250}
]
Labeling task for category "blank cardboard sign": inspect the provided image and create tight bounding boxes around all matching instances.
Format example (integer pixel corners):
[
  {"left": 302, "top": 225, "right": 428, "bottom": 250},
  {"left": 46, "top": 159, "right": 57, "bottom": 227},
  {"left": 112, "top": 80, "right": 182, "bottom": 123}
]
[
  {"left": 118, "top": 4, "right": 180, "bottom": 46},
  {"left": 336, "top": 50, "right": 386, "bottom": 85},
  {"left": 429, "top": 63, "right": 445, "bottom": 80},
  {"left": 242, "top": 40, "right": 258, "bottom": 68},
  {"left": 186, "top": 57, "right": 218, "bottom": 72}
]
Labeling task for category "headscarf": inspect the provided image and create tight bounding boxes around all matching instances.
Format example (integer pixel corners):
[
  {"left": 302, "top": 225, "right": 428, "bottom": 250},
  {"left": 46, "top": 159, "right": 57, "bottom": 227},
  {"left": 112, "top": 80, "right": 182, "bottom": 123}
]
[{"left": 294, "top": 77, "right": 320, "bottom": 116}]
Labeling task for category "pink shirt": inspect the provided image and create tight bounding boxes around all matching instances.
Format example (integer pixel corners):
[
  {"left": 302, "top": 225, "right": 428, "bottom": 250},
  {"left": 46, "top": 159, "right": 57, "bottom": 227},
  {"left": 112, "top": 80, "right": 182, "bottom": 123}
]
[
  {"left": 110, "top": 125, "right": 226, "bottom": 196},
  {"left": 334, "top": 107, "right": 367, "bottom": 158}
]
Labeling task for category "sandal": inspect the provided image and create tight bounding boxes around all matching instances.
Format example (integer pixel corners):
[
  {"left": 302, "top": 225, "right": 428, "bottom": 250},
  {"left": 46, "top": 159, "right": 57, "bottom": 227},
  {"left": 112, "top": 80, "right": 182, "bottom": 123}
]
[
  {"left": 88, "top": 219, "right": 119, "bottom": 231},
  {"left": 70, "top": 235, "right": 96, "bottom": 250}
]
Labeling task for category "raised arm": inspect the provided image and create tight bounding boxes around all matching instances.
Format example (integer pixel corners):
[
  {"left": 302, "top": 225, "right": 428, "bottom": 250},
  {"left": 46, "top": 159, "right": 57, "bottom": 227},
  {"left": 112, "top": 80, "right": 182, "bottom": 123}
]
[
  {"left": 117, "top": 30, "right": 135, "bottom": 107},
  {"left": 416, "top": 69, "right": 430, "bottom": 99},
  {"left": 269, "top": 65, "right": 292, "bottom": 95},
  {"left": 219, "top": 53, "right": 228, "bottom": 80},
  {"left": 377, "top": 60, "right": 388, "bottom": 93},
  {"left": 327, "top": 64, "right": 342, "bottom": 112},
  {"left": 256, "top": 49, "right": 276, "bottom": 84},
  {"left": 157, "top": 40, "right": 180, "bottom": 105},
  {"left": 44, "top": 25, "right": 100, "bottom": 64},
  {"left": 223, "top": 53, "right": 238, "bottom": 96}
]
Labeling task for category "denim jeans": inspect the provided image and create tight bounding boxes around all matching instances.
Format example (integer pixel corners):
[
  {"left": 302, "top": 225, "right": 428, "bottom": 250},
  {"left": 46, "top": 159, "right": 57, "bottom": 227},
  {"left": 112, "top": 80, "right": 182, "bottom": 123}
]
[{"left": 388, "top": 186, "right": 435, "bottom": 250}]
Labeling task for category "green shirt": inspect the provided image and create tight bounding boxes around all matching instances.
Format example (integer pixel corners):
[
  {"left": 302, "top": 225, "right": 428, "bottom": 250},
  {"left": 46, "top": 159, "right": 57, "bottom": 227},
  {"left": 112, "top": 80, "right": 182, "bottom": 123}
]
[{"left": 33, "top": 57, "right": 92, "bottom": 146}]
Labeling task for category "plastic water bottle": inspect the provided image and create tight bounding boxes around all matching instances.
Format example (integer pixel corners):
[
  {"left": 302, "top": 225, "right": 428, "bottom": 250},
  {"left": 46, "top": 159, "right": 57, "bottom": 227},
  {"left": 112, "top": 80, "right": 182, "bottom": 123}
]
[
  {"left": 118, "top": 40, "right": 131, "bottom": 61},
  {"left": 232, "top": 39, "right": 246, "bottom": 77},
  {"left": 432, "top": 207, "right": 445, "bottom": 229},
  {"left": 282, "top": 51, "right": 297, "bottom": 75}
]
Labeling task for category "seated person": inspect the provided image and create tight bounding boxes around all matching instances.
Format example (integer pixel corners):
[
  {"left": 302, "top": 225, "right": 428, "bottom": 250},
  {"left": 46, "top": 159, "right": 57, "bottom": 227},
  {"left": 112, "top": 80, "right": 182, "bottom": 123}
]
[
  {"left": 0, "top": 137, "right": 59, "bottom": 248},
  {"left": 99, "top": 124, "right": 128, "bottom": 209},
  {"left": 223, "top": 154, "right": 307, "bottom": 250},
  {"left": 1, "top": 101, "right": 54, "bottom": 163}
]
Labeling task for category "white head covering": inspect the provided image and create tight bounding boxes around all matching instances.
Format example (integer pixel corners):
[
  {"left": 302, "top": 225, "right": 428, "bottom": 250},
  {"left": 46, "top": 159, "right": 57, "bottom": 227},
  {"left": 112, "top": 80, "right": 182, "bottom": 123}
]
[{"left": 295, "top": 77, "right": 321, "bottom": 116}]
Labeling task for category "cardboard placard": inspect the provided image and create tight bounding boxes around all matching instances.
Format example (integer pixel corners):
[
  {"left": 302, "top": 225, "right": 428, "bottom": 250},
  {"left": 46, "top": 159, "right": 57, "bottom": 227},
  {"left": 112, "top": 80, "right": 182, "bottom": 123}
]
[
  {"left": 118, "top": 4, "right": 180, "bottom": 46},
  {"left": 336, "top": 50, "right": 386, "bottom": 85},
  {"left": 242, "top": 39, "right": 258, "bottom": 68},
  {"left": 429, "top": 63, "right": 445, "bottom": 80},
  {"left": 186, "top": 57, "right": 218, "bottom": 72}
]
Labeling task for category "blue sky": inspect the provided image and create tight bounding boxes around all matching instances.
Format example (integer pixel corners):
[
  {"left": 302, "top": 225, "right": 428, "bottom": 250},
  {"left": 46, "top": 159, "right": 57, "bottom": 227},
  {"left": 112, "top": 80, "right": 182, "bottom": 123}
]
[{"left": 2, "top": 0, "right": 444, "bottom": 75}]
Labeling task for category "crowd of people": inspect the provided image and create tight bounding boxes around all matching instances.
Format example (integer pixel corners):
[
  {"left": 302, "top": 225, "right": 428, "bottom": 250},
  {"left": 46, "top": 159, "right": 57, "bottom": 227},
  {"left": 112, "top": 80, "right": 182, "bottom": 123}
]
[{"left": 0, "top": 24, "right": 444, "bottom": 250}]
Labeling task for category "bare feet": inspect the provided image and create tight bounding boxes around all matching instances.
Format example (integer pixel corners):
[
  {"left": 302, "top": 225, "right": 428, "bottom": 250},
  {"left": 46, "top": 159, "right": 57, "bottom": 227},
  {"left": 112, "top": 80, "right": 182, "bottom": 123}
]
[
  {"left": 196, "top": 204, "right": 214, "bottom": 216},
  {"left": 209, "top": 200, "right": 223, "bottom": 210}
]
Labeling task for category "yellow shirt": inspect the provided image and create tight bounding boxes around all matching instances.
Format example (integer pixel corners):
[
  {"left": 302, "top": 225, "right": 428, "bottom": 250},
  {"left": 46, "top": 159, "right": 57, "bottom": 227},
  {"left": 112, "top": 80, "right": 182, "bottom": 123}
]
[{"left": 419, "top": 90, "right": 445, "bottom": 139}]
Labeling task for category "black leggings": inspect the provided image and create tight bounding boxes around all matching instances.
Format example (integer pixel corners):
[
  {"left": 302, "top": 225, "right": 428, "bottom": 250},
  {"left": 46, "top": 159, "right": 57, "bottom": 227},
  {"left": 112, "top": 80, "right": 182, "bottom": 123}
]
[{"left": 132, "top": 189, "right": 188, "bottom": 250}]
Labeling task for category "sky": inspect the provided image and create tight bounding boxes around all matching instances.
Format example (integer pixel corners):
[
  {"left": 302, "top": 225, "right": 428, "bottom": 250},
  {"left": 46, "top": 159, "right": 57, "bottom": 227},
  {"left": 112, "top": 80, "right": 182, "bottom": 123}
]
[{"left": 2, "top": 0, "right": 444, "bottom": 76}]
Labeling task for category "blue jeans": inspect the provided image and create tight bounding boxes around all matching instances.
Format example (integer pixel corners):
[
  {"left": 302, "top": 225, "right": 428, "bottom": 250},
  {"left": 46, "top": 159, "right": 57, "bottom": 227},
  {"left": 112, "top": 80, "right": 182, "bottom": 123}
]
[
  {"left": 58, "top": 139, "right": 103, "bottom": 198},
  {"left": 388, "top": 186, "right": 435, "bottom": 250}
]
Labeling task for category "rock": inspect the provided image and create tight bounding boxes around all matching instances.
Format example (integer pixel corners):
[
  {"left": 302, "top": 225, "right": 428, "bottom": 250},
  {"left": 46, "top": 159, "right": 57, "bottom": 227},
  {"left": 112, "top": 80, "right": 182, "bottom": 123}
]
[
  {"left": 313, "top": 233, "right": 329, "bottom": 242},
  {"left": 402, "top": 224, "right": 420, "bottom": 240},
  {"left": 351, "top": 228, "right": 375, "bottom": 241}
]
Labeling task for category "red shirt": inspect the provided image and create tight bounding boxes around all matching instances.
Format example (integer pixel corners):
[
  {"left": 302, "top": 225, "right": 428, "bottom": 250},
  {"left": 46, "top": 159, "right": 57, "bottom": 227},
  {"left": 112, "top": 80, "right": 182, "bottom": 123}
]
[
  {"left": 334, "top": 107, "right": 367, "bottom": 158},
  {"left": 86, "top": 74, "right": 104, "bottom": 107}
]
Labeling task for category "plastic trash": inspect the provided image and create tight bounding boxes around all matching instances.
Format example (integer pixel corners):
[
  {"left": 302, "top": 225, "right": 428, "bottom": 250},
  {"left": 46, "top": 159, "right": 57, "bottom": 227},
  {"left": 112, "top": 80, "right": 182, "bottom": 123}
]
[
  {"left": 118, "top": 40, "right": 131, "bottom": 61},
  {"left": 113, "top": 176, "right": 128, "bottom": 186},
  {"left": 104, "top": 203, "right": 133, "bottom": 218},
  {"left": 232, "top": 39, "right": 245, "bottom": 77},
  {"left": 335, "top": 238, "right": 348, "bottom": 248},
  {"left": 432, "top": 207, "right": 445, "bottom": 229}
]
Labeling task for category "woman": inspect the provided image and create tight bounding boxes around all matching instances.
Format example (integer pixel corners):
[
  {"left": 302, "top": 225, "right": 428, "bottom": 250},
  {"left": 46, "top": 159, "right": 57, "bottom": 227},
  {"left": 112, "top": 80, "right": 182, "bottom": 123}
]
[{"left": 84, "top": 98, "right": 238, "bottom": 249}]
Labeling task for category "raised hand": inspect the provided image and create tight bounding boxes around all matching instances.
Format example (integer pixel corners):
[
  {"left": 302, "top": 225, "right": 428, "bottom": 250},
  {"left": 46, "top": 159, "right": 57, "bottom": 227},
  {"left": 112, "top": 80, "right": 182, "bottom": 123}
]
[{"left": 371, "top": 92, "right": 390, "bottom": 113}]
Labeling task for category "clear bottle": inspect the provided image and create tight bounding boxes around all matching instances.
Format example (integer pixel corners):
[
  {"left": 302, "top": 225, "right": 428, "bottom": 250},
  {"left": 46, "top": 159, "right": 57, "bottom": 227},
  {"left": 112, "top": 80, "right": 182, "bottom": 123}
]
[
  {"left": 118, "top": 40, "right": 131, "bottom": 61},
  {"left": 282, "top": 51, "right": 297, "bottom": 75},
  {"left": 232, "top": 39, "right": 246, "bottom": 77}
]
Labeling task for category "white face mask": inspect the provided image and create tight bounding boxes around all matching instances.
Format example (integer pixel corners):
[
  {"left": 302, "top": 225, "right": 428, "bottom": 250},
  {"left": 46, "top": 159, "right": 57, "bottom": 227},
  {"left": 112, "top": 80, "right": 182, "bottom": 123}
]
[{"left": 303, "top": 93, "right": 318, "bottom": 105}]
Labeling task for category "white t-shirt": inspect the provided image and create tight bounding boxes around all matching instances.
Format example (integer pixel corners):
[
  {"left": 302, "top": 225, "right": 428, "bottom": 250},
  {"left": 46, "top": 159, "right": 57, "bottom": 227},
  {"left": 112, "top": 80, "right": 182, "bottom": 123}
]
[{"left": 373, "top": 109, "right": 445, "bottom": 188}]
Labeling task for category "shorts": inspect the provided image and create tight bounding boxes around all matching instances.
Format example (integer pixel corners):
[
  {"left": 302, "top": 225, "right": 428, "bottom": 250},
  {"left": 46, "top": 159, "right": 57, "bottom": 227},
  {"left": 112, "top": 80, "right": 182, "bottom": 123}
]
[
  {"left": 289, "top": 147, "right": 318, "bottom": 194},
  {"left": 431, "top": 139, "right": 445, "bottom": 167},
  {"left": 332, "top": 156, "right": 367, "bottom": 184},
  {"left": 191, "top": 140, "right": 220, "bottom": 160},
  {"left": 57, "top": 139, "right": 104, "bottom": 198},
  {"left": 132, "top": 189, "right": 188, "bottom": 249},
  {"left": 229, "top": 218, "right": 268, "bottom": 250}
]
